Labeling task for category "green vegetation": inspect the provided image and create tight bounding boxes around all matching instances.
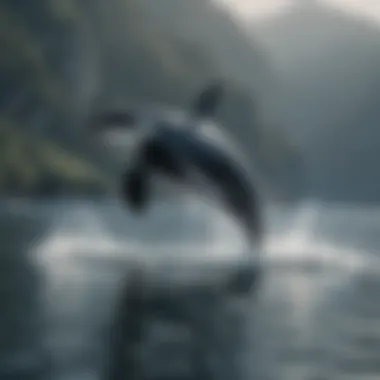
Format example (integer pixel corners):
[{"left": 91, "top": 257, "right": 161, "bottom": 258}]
[
  {"left": 0, "top": 0, "right": 304, "bottom": 199},
  {"left": 0, "top": 118, "right": 109, "bottom": 195}
]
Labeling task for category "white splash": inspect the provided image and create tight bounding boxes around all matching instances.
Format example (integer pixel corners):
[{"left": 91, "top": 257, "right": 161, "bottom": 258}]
[
  {"left": 262, "top": 201, "right": 380, "bottom": 273},
  {"left": 33, "top": 200, "right": 380, "bottom": 276}
]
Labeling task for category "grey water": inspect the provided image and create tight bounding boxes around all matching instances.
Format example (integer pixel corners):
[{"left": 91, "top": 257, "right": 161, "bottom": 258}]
[{"left": 1, "top": 199, "right": 380, "bottom": 380}]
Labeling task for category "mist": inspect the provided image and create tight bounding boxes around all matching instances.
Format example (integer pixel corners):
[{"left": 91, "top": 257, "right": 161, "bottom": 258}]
[
  {"left": 2, "top": 1, "right": 380, "bottom": 380},
  {"left": 251, "top": 0, "right": 380, "bottom": 202}
]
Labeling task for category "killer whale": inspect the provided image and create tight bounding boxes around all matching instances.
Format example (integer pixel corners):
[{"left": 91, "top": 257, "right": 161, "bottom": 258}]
[{"left": 88, "top": 82, "right": 262, "bottom": 245}]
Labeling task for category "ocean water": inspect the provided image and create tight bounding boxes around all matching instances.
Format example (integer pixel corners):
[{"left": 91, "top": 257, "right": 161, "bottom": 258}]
[{"left": 1, "top": 199, "right": 380, "bottom": 380}]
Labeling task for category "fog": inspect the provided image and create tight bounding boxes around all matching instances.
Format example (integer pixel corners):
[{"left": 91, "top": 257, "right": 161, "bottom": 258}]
[{"left": 2, "top": 1, "right": 380, "bottom": 379}]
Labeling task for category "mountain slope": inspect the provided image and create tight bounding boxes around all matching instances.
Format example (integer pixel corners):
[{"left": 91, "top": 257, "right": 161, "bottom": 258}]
[
  {"left": 253, "top": 1, "right": 380, "bottom": 202},
  {"left": 0, "top": 0, "right": 304, "bottom": 199}
]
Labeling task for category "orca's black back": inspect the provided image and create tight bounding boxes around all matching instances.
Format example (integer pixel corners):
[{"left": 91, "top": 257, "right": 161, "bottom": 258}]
[{"left": 153, "top": 127, "right": 262, "bottom": 241}]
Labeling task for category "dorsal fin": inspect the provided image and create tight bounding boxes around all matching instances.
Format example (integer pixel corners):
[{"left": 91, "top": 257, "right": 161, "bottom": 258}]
[{"left": 192, "top": 81, "right": 224, "bottom": 119}]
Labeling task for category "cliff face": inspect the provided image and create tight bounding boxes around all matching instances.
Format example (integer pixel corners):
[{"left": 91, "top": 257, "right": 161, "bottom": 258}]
[{"left": 0, "top": 0, "right": 304, "bottom": 199}]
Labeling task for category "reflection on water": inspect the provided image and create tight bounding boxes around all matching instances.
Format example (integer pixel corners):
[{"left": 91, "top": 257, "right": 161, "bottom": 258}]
[
  {"left": 2, "top": 199, "right": 380, "bottom": 379},
  {"left": 0, "top": 210, "right": 49, "bottom": 379}
]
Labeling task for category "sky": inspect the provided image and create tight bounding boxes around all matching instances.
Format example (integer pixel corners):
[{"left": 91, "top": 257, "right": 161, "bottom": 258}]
[{"left": 213, "top": 0, "right": 380, "bottom": 25}]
